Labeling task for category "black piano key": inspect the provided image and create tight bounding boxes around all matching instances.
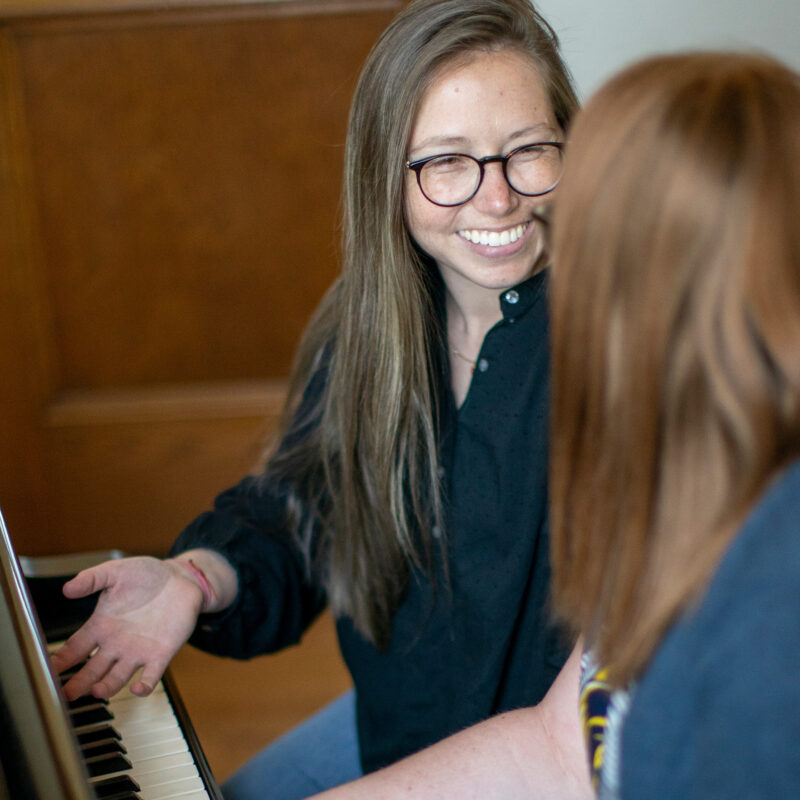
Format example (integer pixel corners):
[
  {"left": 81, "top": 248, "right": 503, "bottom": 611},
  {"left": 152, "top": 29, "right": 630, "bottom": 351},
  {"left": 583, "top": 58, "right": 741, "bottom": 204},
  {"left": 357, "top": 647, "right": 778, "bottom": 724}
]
[
  {"left": 58, "top": 663, "right": 86, "bottom": 681},
  {"left": 76, "top": 724, "right": 122, "bottom": 745},
  {"left": 68, "top": 693, "right": 108, "bottom": 710},
  {"left": 70, "top": 704, "right": 114, "bottom": 727},
  {"left": 80, "top": 737, "right": 127, "bottom": 759},
  {"left": 84, "top": 751, "right": 132, "bottom": 778},
  {"left": 91, "top": 774, "right": 141, "bottom": 799}
]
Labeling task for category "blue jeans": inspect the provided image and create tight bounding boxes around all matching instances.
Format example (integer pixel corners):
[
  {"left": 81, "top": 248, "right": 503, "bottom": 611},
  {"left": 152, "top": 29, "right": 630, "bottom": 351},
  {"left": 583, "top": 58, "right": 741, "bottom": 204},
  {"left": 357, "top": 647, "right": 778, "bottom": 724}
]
[{"left": 222, "top": 690, "right": 362, "bottom": 800}]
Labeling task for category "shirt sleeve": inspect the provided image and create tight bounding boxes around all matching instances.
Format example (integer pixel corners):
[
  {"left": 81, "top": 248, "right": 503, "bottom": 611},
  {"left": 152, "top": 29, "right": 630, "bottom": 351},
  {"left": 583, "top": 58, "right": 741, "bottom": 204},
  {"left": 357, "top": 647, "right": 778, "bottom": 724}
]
[{"left": 169, "top": 363, "right": 330, "bottom": 660}]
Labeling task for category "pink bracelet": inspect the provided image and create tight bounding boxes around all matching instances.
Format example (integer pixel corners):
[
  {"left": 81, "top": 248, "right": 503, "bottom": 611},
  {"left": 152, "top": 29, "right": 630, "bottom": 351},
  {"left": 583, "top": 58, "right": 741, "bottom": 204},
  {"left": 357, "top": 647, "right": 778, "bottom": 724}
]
[{"left": 181, "top": 558, "right": 217, "bottom": 612}]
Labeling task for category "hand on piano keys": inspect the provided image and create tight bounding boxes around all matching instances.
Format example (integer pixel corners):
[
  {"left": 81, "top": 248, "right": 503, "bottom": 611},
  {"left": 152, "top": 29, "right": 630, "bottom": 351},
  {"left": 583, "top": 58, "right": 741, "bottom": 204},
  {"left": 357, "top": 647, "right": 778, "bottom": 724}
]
[
  {"left": 50, "top": 552, "right": 236, "bottom": 702},
  {"left": 17, "top": 542, "right": 228, "bottom": 798}
]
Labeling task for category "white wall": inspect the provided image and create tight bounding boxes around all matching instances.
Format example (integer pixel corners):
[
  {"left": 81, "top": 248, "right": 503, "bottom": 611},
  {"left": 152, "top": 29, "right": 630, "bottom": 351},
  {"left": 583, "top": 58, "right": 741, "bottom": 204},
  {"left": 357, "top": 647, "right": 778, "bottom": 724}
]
[{"left": 535, "top": 0, "right": 800, "bottom": 100}]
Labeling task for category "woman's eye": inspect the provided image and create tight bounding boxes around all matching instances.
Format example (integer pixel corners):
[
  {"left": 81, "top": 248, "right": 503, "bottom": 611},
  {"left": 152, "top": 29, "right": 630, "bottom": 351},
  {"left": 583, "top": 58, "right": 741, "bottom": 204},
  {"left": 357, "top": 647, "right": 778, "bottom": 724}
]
[
  {"left": 513, "top": 146, "right": 546, "bottom": 162},
  {"left": 427, "top": 156, "right": 469, "bottom": 173}
]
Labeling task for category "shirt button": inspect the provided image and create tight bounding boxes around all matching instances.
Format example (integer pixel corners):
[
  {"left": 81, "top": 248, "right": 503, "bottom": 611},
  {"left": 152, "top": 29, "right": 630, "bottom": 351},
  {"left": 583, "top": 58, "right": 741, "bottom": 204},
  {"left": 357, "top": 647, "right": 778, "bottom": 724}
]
[
  {"left": 437, "top": 466, "right": 446, "bottom": 479},
  {"left": 432, "top": 525, "right": 442, "bottom": 539},
  {"left": 477, "top": 358, "right": 489, "bottom": 372},
  {"left": 504, "top": 289, "right": 520, "bottom": 304}
]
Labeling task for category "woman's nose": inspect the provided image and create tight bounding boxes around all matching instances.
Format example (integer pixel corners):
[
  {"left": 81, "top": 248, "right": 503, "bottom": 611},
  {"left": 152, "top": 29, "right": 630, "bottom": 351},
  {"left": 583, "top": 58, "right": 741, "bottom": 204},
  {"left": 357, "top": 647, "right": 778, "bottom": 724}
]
[{"left": 472, "top": 163, "right": 517, "bottom": 214}]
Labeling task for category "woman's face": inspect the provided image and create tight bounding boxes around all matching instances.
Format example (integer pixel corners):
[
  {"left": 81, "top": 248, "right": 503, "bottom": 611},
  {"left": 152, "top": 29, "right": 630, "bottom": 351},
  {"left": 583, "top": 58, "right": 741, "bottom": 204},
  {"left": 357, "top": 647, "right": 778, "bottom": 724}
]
[{"left": 405, "top": 49, "right": 559, "bottom": 297}]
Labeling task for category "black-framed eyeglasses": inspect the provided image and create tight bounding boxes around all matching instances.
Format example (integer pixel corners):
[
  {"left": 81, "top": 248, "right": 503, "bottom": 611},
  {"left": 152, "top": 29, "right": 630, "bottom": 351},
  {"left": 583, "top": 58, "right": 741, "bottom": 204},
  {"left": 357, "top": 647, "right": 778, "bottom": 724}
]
[{"left": 406, "top": 141, "right": 563, "bottom": 207}]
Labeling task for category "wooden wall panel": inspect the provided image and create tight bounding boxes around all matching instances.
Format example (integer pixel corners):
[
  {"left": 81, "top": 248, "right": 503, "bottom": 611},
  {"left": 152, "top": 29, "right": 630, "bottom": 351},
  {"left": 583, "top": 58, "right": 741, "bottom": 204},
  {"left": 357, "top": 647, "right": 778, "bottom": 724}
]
[
  {"left": 0, "top": 30, "right": 53, "bottom": 542},
  {"left": 0, "top": 0, "right": 402, "bottom": 556},
  {"left": 17, "top": 5, "right": 392, "bottom": 386},
  {"left": 43, "top": 411, "right": 273, "bottom": 554}
]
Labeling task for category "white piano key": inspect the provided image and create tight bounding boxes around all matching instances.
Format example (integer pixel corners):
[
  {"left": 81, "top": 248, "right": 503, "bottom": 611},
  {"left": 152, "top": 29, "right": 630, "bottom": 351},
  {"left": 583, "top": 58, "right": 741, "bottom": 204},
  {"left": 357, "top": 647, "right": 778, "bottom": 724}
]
[
  {"left": 115, "top": 713, "right": 181, "bottom": 737},
  {"left": 131, "top": 764, "right": 202, "bottom": 789},
  {"left": 139, "top": 777, "right": 207, "bottom": 800},
  {"left": 132, "top": 754, "right": 197, "bottom": 783},
  {"left": 127, "top": 737, "right": 190, "bottom": 761},
  {"left": 110, "top": 691, "right": 173, "bottom": 721},
  {"left": 124, "top": 725, "right": 186, "bottom": 749},
  {"left": 125, "top": 728, "right": 188, "bottom": 753},
  {"left": 153, "top": 792, "right": 210, "bottom": 800}
]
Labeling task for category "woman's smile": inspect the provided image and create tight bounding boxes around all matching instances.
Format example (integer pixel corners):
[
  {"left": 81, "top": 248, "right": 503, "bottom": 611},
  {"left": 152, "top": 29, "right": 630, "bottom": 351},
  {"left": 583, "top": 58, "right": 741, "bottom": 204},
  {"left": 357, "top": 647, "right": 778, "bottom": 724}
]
[{"left": 457, "top": 221, "right": 528, "bottom": 247}]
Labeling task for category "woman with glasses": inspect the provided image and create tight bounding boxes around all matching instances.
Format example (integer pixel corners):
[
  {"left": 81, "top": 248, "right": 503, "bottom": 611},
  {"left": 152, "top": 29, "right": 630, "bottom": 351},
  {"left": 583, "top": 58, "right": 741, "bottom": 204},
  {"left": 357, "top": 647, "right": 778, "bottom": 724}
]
[
  {"left": 309, "top": 51, "right": 800, "bottom": 800},
  {"left": 52, "top": 1, "right": 578, "bottom": 797}
]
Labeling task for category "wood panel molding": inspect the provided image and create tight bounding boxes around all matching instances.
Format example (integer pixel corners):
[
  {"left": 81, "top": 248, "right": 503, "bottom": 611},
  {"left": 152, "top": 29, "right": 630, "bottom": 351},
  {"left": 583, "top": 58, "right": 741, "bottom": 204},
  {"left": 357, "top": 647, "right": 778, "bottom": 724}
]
[
  {"left": 1, "top": 0, "right": 402, "bottom": 25},
  {"left": 45, "top": 380, "right": 288, "bottom": 426}
]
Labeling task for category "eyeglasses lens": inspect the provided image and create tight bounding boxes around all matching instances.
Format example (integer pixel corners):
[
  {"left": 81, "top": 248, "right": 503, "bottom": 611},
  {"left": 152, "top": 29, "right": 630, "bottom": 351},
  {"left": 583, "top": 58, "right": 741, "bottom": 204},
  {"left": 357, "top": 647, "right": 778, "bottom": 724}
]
[
  {"left": 507, "top": 144, "right": 562, "bottom": 197},
  {"left": 420, "top": 156, "right": 479, "bottom": 206}
]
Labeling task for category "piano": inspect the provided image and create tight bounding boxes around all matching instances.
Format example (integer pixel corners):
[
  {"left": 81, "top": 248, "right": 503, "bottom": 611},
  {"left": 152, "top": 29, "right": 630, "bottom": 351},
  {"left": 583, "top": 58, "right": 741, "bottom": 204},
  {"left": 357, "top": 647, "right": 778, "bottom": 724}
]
[{"left": 0, "top": 510, "right": 223, "bottom": 800}]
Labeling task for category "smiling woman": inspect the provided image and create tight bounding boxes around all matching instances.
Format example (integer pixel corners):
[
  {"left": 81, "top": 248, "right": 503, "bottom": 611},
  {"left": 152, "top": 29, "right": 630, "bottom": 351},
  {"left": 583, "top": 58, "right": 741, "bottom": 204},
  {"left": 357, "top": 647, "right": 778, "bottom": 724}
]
[
  {"left": 50, "top": 2, "right": 580, "bottom": 799},
  {"left": 309, "top": 46, "right": 800, "bottom": 800},
  {"left": 404, "top": 47, "right": 562, "bottom": 400},
  {"left": 402, "top": 47, "right": 565, "bottom": 406}
]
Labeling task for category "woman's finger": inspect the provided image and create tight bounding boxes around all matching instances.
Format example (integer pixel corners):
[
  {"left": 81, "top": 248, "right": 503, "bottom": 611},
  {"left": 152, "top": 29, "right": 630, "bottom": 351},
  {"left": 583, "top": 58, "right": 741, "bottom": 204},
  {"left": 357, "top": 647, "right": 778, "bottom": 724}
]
[
  {"left": 61, "top": 562, "right": 116, "bottom": 600},
  {"left": 51, "top": 625, "right": 100, "bottom": 675},
  {"left": 61, "top": 648, "right": 117, "bottom": 701},
  {"left": 131, "top": 658, "right": 170, "bottom": 697},
  {"left": 91, "top": 658, "right": 144, "bottom": 700}
]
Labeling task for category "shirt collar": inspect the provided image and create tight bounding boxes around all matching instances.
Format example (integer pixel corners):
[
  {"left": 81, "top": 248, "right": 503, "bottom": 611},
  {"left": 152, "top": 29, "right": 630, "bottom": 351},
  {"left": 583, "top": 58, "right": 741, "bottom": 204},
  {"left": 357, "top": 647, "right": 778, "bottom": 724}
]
[{"left": 498, "top": 267, "right": 548, "bottom": 321}]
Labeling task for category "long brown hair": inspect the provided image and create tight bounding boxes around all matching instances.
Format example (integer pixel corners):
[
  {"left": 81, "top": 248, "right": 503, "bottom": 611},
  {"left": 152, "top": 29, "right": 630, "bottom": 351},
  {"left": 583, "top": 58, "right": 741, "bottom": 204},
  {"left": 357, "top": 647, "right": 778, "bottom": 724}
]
[
  {"left": 265, "top": 0, "right": 578, "bottom": 647},
  {"left": 550, "top": 52, "right": 800, "bottom": 684}
]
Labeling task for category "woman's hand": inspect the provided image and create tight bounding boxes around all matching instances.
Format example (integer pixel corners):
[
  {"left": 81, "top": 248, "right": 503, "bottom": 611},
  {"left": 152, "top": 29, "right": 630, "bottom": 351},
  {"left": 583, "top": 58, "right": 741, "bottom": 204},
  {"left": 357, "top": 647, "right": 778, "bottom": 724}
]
[{"left": 51, "top": 555, "right": 214, "bottom": 701}]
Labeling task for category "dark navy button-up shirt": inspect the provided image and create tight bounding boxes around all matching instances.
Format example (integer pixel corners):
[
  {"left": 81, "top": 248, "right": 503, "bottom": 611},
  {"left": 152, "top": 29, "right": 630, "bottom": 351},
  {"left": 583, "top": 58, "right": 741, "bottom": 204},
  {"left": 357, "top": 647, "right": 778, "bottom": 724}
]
[{"left": 171, "top": 267, "right": 568, "bottom": 773}]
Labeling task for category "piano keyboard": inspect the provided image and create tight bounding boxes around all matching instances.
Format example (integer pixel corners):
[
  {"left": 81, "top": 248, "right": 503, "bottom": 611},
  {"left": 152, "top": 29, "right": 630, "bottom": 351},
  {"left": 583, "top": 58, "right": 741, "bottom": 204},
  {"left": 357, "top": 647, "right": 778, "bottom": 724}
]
[{"left": 57, "top": 652, "right": 217, "bottom": 800}]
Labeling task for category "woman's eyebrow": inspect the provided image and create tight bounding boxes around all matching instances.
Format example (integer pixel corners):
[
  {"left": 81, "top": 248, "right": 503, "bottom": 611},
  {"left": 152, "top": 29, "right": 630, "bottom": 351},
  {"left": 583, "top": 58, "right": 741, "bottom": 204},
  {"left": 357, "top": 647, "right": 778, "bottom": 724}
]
[
  {"left": 408, "top": 135, "right": 471, "bottom": 156},
  {"left": 509, "top": 123, "right": 559, "bottom": 140},
  {"left": 409, "top": 123, "right": 558, "bottom": 158}
]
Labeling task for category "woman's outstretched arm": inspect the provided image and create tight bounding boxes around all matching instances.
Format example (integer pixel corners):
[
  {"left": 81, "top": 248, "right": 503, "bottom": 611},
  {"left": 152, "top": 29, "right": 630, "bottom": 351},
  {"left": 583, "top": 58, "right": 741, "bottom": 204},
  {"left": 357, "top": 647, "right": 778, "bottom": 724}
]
[{"left": 313, "top": 642, "right": 591, "bottom": 800}]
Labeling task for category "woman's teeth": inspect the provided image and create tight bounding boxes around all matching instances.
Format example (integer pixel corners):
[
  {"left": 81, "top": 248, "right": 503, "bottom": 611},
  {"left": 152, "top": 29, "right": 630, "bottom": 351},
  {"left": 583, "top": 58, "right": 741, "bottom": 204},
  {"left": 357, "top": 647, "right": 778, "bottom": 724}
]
[{"left": 458, "top": 223, "right": 527, "bottom": 247}]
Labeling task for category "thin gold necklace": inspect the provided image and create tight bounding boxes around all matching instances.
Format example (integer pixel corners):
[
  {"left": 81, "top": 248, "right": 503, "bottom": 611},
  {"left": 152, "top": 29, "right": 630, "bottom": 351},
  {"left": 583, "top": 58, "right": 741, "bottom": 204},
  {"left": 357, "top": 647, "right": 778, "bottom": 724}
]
[{"left": 451, "top": 346, "right": 477, "bottom": 373}]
